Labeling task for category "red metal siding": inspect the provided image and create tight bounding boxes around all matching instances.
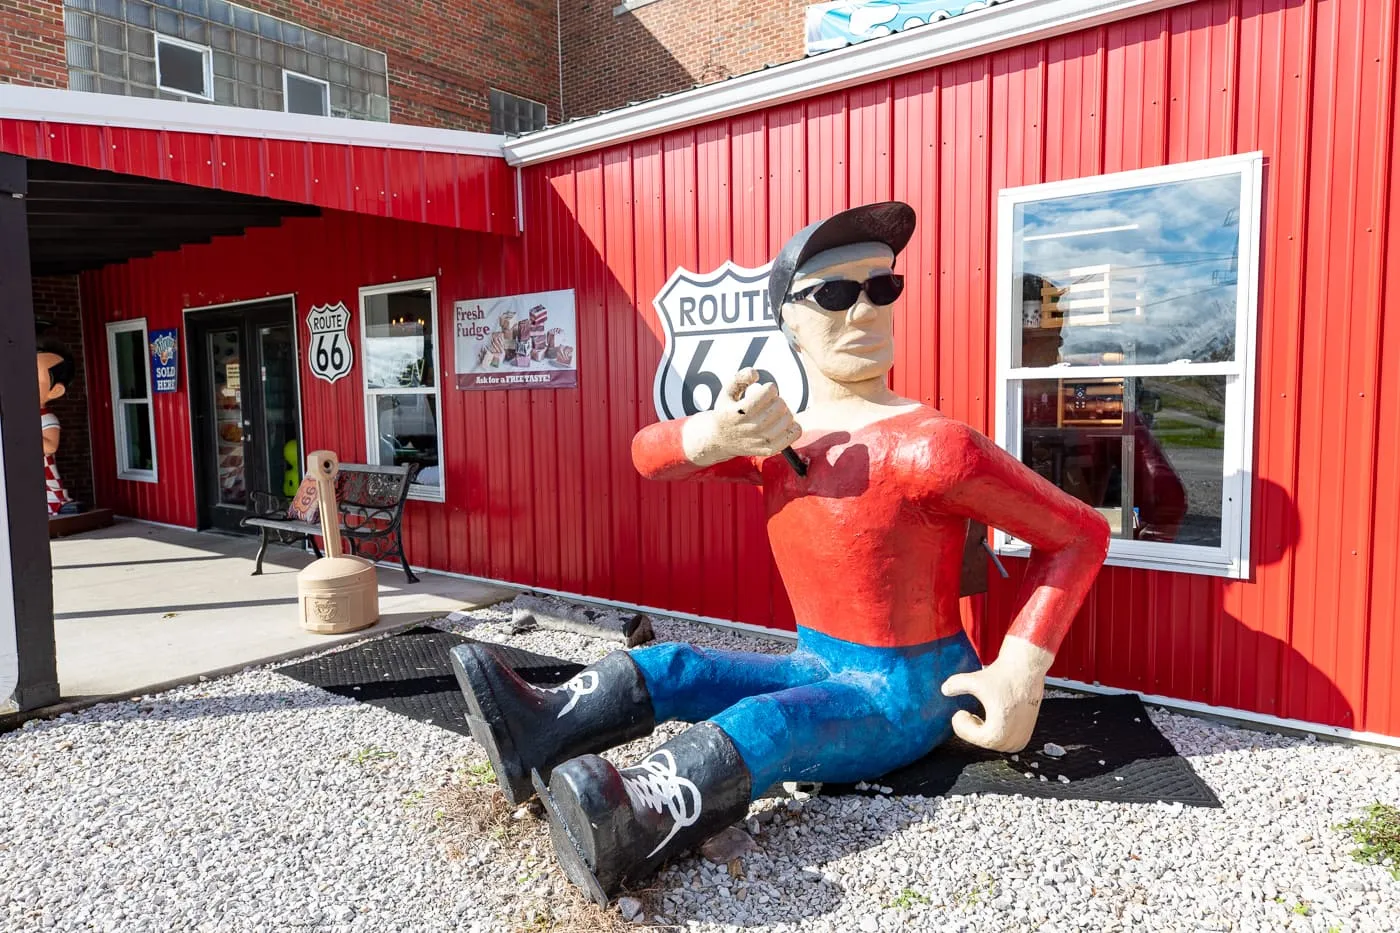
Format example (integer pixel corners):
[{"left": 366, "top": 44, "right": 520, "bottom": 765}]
[
  {"left": 79, "top": 0, "right": 1400, "bottom": 737},
  {"left": 512, "top": 0, "right": 1398, "bottom": 736},
  {"left": 0, "top": 120, "right": 517, "bottom": 235}
]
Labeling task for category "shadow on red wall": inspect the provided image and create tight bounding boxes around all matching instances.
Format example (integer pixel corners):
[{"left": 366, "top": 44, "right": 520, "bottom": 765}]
[{"left": 979, "top": 474, "right": 1352, "bottom": 734}]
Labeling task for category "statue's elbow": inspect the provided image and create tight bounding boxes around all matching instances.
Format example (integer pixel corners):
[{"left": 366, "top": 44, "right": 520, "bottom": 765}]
[
  {"left": 630, "top": 426, "right": 670, "bottom": 481},
  {"left": 1082, "top": 509, "right": 1112, "bottom": 563},
  {"left": 629, "top": 432, "right": 652, "bottom": 479}
]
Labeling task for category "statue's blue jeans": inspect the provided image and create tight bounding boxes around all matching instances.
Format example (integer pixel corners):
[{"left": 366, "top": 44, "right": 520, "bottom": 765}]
[{"left": 630, "top": 627, "right": 982, "bottom": 798}]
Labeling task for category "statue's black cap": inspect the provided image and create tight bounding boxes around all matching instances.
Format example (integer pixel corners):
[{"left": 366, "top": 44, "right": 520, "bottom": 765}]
[{"left": 767, "top": 200, "right": 917, "bottom": 323}]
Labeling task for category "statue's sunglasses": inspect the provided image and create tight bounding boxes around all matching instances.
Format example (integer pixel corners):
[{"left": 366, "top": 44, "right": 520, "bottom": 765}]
[{"left": 786, "top": 273, "right": 905, "bottom": 312}]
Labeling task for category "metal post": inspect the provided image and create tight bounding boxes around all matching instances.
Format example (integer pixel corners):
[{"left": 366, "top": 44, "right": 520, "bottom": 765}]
[{"left": 0, "top": 154, "right": 59, "bottom": 712}]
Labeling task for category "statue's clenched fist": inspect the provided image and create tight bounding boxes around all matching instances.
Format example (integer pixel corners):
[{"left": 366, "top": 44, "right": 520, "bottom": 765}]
[{"left": 681, "top": 368, "right": 802, "bottom": 466}]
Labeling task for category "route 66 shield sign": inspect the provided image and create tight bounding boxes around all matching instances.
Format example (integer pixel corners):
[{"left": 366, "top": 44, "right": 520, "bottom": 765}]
[
  {"left": 306, "top": 302, "right": 354, "bottom": 384},
  {"left": 652, "top": 261, "right": 809, "bottom": 421}
]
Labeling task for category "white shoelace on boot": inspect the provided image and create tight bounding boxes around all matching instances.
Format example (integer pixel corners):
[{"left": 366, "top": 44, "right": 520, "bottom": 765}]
[
  {"left": 620, "top": 750, "right": 703, "bottom": 857},
  {"left": 533, "top": 671, "right": 599, "bottom": 718}
]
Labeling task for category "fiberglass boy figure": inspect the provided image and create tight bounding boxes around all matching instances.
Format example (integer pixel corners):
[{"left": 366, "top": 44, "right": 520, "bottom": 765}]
[
  {"left": 450, "top": 201, "right": 1110, "bottom": 904},
  {"left": 38, "top": 341, "right": 77, "bottom": 517}
]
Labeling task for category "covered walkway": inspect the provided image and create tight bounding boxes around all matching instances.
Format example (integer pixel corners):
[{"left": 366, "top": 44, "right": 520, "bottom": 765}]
[{"left": 49, "top": 520, "right": 512, "bottom": 703}]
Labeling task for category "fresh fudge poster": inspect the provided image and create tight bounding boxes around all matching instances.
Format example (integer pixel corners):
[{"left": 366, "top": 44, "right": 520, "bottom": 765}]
[{"left": 453, "top": 289, "right": 578, "bottom": 390}]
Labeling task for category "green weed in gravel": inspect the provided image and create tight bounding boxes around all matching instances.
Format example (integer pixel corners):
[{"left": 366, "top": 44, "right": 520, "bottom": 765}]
[
  {"left": 886, "top": 887, "right": 931, "bottom": 909},
  {"left": 1336, "top": 802, "right": 1400, "bottom": 880},
  {"left": 349, "top": 746, "right": 398, "bottom": 765}
]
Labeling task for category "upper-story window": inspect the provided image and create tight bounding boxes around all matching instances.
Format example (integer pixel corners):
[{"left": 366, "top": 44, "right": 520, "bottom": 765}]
[
  {"left": 284, "top": 71, "right": 330, "bottom": 116},
  {"left": 64, "top": 1, "right": 389, "bottom": 121},
  {"left": 155, "top": 35, "right": 213, "bottom": 99},
  {"left": 995, "top": 152, "right": 1263, "bottom": 579},
  {"left": 490, "top": 89, "right": 547, "bottom": 135}
]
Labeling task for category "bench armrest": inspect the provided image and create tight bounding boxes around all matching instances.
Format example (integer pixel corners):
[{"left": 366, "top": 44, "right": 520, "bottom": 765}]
[{"left": 249, "top": 489, "right": 291, "bottom": 518}]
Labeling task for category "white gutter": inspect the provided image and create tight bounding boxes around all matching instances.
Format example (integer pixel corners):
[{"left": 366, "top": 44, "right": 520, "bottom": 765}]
[
  {"left": 0, "top": 85, "right": 508, "bottom": 159},
  {"left": 503, "top": 0, "right": 1196, "bottom": 166},
  {"left": 0, "top": 409, "right": 18, "bottom": 713}
]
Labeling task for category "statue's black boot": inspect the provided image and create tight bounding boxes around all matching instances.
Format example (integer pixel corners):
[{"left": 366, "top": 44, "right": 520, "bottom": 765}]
[
  {"left": 533, "top": 721, "right": 753, "bottom": 905},
  {"left": 448, "top": 643, "right": 655, "bottom": 805}
]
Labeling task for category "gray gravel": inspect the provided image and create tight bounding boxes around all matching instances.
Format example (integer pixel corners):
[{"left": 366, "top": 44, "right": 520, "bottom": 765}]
[{"left": 3, "top": 605, "right": 1398, "bottom": 932}]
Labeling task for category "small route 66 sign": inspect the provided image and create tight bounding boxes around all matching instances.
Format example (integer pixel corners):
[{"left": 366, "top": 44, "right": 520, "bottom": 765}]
[{"left": 306, "top": 302, "right": 354, "bottom": 384}]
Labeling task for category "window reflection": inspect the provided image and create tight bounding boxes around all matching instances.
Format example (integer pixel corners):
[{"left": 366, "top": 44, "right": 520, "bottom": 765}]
[
  {"left": 1020, "top": 376, "right": 1225, "bottom": 547},
  {"left": 361, "top": 282, "right": 443, "bottom": 495},
  {"left": 1014, "top": 174, "right": 1242, "bottom": 368},
  {"left": 363, "top": 291, "right": 435, "bottom": 390}
]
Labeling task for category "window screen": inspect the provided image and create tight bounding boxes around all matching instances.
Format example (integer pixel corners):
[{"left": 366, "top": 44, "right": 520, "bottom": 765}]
[
  {"left": 156, "top": 37, "right": 209, "bottom": 97},
  {"left": 285, "top": 72, "right": 329, "bottom": 116}
]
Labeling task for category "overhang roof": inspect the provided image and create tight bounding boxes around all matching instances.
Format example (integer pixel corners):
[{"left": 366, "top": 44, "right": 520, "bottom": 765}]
[
  {"left": 0, "top": 86, "right": 518, "bottom": 236},
  {"left": 21, "top": 159, "right": 323, "bottom": 277}
]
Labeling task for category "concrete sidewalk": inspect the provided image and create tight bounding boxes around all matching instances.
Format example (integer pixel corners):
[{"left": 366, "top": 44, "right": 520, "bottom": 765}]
[{"left": 50, "top": 520, "right": 514, "bottom": 701}]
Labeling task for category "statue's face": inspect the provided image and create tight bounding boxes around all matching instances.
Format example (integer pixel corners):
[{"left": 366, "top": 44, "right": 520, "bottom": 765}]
[
  {"left": 782, "top": 242, "right": 898, "bottom": 385},
  {"left": 37, "top": 351, "right": 66, "bottom": 404}
]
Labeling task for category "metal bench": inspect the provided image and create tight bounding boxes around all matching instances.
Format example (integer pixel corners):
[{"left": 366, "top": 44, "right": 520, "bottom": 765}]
[{"left": 240, "top": 462, "right": 419, "bottom": 583}]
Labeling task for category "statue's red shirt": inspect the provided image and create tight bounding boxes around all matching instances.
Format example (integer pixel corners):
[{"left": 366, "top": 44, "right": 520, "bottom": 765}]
[{"left": 632, "top": 407, "right": 1109, "bottom": 654}]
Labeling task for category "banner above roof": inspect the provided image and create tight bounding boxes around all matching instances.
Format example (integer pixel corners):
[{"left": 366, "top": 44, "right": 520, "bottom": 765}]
[{"left": 805, "top": 0, "right": 1009, "bottom": 56}]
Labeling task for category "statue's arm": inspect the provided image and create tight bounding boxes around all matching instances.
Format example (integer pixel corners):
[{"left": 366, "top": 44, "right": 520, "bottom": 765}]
[
  {"left": 632, "top": 368, "right": 799, "bottom": 486},
  {"left": 931, "top": 421, "right": 1110, "bottom": 656},
  {"left": 925, "top": 420, "right": 1110, "bottom": 752},
  {"left": 42, "top": 424, "right": 61, "bottom": 455},
  {"left": 631, "top": 417, "right": 762, "bottom": 485}
]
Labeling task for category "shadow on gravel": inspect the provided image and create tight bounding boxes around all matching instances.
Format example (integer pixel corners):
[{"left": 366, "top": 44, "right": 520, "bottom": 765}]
[{"left": 2, "top": 686, "right": 358, "bottom": 734}]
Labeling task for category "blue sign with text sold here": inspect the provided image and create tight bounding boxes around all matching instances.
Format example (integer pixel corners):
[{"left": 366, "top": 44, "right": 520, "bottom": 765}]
[{"left": 149, "top": 328, "right": 179, "bottom": 393}]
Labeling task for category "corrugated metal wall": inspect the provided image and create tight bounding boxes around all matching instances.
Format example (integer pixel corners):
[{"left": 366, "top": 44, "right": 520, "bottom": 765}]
[{"left": 80, "top": 0, "right": 1400, "bottom": 737}]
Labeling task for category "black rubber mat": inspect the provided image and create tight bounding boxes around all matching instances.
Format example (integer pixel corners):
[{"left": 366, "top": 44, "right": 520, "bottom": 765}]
[
  {"left": 822, "top": 693, "right": 1220, "bottom": 808},
  {"left": 275, "top": 625, "right": 582, "bottom": 737},
  {"left": 277, "top": 626, "right": 1218, "bottom": 807}
]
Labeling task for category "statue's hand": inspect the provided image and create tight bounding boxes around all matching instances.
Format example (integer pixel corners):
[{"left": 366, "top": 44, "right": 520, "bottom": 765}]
[
  {"left": 682, "top": 368, "right": 801, "bottom": 466},
  {"left": 939, "top": 636, "right": 1054, "bottom": 753}
]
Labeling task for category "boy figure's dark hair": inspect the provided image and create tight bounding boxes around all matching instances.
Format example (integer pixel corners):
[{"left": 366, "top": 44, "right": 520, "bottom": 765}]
[{"left": 37, "top": 340, "right": 76, "bottom": 391}]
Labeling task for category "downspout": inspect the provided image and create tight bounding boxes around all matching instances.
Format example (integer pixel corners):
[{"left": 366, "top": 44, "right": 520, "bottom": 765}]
[{"left": 555, "top": 0, "right": 566, "bottom": 122}]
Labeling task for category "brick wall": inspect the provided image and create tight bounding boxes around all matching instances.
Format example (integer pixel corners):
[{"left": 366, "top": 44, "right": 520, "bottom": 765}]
[
  {"left": 34, "top": 275, "right": 94, "bottom": 510},
  {"left": 2, "top": 0, "right": 560, "bottom": 131},
  {"left": 0, "top": 0, "right": 66, "bottom": 88},
  {"left": 215, "top": 0, "right": 561, "bottom": 130},
  {"left": 560, "top": 0, "right": 806, "bottom": 119}
]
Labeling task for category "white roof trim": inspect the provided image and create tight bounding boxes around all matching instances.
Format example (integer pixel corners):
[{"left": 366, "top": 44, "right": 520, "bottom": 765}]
[
  {"left": 0, "top": 85, "right": 507, "bottom": 159},
  {"left": 504, "top": 0, "right": 1195, "bottom": 166}
]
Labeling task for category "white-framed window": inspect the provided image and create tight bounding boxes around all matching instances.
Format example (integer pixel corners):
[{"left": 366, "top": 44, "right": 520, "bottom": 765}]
[
  {"left": 994, "top": 151, "right": 1263, "bottom": 579},
  {"left": 106, "top": 319, "right": 158, "bottom": 483},
  {"left": 284, "top": 70, "right": 330, "bottom": 117},
  {"left": 155, "top": 34, "right": 213, "bottom": 100},
  {"left": 360, "top": 278, "right": 444, "bottom": 501},
  {"left": 489, "top": 88, "right": 548, "bottom": 135}
]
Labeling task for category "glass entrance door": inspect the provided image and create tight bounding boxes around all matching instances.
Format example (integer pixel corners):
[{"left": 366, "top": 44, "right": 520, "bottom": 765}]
[
  {"left": 257, "top": 321, "right": 301, "bottom": 501},
  {"left": 189, "top": 300, "right": 301, "bottom": 532},
  {"left": 208, "top": 328, "right": 248, "bottom": 516}
]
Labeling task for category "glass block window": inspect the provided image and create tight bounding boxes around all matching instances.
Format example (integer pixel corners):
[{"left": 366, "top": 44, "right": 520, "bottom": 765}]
[
  {"left": 64, "top": 0, "right": 390, "bottom": 121},
  {"left": 490, "top": 88, "right": 547, "bottom": 135},
  {"left": 156, "top": 35, "right": 212, "bottom": 98},
  {"left": 284, "top": 71, "right": 329, "bottom": 116}
]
